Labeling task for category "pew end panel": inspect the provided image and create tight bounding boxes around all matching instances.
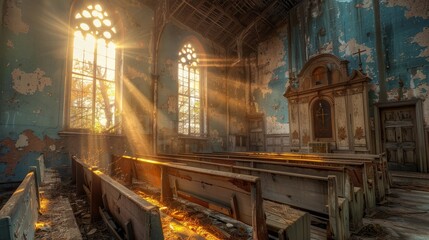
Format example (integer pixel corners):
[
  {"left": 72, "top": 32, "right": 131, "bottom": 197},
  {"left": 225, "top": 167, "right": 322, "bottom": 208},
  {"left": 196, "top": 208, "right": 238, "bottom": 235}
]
[
  {"left": 0, "top": 170, "right": 39, "bottom": 240},
  {"left": 264, "top": 200, "right": 311, "bottom": 240}
]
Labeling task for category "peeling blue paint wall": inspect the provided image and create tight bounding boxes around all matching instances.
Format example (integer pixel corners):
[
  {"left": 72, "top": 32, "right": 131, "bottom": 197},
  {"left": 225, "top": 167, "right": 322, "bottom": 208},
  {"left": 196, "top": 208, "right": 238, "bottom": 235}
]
[
  {"left": 0, "top": 0, "right": 70, "bottom": 181},
  {"left": 381, "top": 0, "right": 429, "bottom": 110},
  {"left": 0, "top": 0, "right": 154, "bottom": 181},
  {"left": 252, "top": 0, "right": 429, "bottom": 135},
  {"left": 1, "top": 0, "right": 68, "bottom": 139}
]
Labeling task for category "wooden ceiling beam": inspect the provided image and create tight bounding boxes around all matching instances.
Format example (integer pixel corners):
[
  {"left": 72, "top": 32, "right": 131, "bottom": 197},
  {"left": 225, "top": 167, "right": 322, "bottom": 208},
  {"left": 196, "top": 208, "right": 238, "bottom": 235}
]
[
  {"left": 168, "top": 0, "right": 186, "bottom": 18},
  {"left": 181, "top": 0, "right": 236, "bottom": 38},
  {"left": 228, "top": 0, "right": 280, "bottom": 50}
]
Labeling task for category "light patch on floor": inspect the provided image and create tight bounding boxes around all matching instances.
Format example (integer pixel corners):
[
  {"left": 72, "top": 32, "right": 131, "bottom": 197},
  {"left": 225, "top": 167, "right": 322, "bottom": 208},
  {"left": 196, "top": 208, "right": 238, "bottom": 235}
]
[
  {"left": 3, "top": 0, "right": 29, "bottom": 34},
  {"left": 385, "top": 0, "right": 429, "bottom": 19},
  {"left": 15, "top": 133, "right": 29, "bottom": 149},
  {"left": 412, "top": 27, "right": 429, "bottom": 61},
  {"left": 12, "top": 68, "right": 52, "bottom": 95},
  {"left": 266, "top": 116, "right": 289, "bottom": 134}
]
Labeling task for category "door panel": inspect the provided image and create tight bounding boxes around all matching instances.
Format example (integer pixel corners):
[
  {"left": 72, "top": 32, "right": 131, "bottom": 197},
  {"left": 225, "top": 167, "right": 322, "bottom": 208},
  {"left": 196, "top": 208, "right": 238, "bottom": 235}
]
[{"left": 381, "top": 107, "right": 417, "bottom": 171}]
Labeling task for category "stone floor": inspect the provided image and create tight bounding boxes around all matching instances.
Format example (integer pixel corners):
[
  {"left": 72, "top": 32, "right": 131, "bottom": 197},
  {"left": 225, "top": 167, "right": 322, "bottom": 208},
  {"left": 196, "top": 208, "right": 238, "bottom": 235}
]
[
  {"left": 361, "top": 187, "right": 429, "bottom": 239},
  {"left": 347, "top": 172, "right": 429, "bottom": 240},
  {"left": 35, "top": 169, "right": 82, "bottom": 240}
]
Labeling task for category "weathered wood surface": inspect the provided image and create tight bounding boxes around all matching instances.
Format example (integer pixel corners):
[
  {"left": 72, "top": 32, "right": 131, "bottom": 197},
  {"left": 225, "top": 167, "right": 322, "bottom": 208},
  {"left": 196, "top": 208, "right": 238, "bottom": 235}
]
[
  {"left": 163, "top": 152, "right": 377, "bottom": 216},
  {"left": 0, "top": 169, "right": 39, "bottom": 240},
  {"left": 72, "top": 156, "right": 164, "bottom": 240},
  {"left": 264, "top": 200, "right": 311, "bottom": 240},
  {"left": 74, "top": 159, "right": 101, "bottom": 222},
  {"left": 117, "top": 155, "right": 348, "bottom": 240},
  {"left": 274, "top": 151, "right": 390, "bottom": 200},
  {"left": 113, "top": 155, "right": 269, "bottom": 240},
  {"left": 147, "top": 155, "right": 364, "bottom": 231},
  {"left": 221, "top": 151, "right": 391, "bottom": 201},
  {"left": 237, "top": 151, "right": 385, "bottom": 209}
]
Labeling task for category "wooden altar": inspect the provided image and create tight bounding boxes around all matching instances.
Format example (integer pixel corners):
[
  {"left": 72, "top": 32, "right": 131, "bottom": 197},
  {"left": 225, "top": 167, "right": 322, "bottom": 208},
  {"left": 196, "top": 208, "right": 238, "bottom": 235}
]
[{"left": 284, "top": 54, "right": 371, "bottom": 153}]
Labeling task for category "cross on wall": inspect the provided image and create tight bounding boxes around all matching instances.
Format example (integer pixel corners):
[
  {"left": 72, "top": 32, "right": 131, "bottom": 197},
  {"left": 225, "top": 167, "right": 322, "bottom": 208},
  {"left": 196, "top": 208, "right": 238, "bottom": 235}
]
[
  {"left": 316, "top": 102, "right": 328, "bottom": 127},
  {"left": 353, "top": 48, "right": 366, "bottom": 72}
]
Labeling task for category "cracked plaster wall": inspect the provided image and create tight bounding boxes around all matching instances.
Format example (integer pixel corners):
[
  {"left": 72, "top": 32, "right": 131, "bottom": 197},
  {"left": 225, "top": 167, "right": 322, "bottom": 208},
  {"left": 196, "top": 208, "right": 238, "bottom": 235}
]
[
  {"left": 0, "top": 0, "right": 155, "bottom": 180},
  {"left": 252, "top": 0, "right": 429, "bottom": 135},
  {"left": 382, "top": 0, "right": 429, "bottom": 125}
]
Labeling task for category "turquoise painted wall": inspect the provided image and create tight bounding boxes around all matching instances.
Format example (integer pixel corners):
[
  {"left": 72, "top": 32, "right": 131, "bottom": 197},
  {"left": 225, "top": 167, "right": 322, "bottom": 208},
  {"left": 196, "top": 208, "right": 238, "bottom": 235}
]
[
  {"left": 157, "top": 23, "right": 229, "bottom": 153},
  {"left": 381, "top": 1, "right": 429, "bottom": 105},
  {"left": 0, "top": 0, "right": 154, "bottom": 181},
  {"left": 252, "top": 0, "right": 429, "bottom": 134}
]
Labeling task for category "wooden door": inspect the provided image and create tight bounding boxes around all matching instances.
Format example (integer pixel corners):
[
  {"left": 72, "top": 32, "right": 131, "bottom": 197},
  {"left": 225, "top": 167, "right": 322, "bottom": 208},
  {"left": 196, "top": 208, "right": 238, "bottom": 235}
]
[{"left": 381, "top": 107, "right": 417, "bottom": 171}]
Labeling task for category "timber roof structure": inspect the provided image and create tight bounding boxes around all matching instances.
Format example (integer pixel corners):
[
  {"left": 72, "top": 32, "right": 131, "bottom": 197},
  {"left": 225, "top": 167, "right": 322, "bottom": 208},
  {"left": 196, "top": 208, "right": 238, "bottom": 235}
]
[{"left": 144, "top": 0, "right": 301, "bottom": 56}]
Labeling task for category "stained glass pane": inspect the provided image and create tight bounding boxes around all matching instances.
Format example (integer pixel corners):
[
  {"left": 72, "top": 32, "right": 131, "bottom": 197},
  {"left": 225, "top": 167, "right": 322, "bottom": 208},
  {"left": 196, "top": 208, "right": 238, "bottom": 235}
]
[
  {"left": 69, "top": 3, "right": 117, "bottom": 132},
  {"left": 177, "top": 43, "right": 201, "bottom": 136}
]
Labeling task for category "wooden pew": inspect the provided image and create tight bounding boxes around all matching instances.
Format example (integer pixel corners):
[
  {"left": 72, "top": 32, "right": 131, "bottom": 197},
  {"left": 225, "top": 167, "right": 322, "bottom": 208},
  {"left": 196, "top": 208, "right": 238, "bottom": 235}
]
[
  {"left": 72, "top": 156, "right": 164, "bottom": 240},
  {"left": 161, "top": 152, "right": 375, "bottom": 216},
  {"left": 178, "top": 153, "right": 377, "bottom": 215},
  {"left": 115, "top": 155, "right": 347, "bottom": 239},
  {"left": 112, "top": 155, "right": 270, "bottom": 239},
  {"left": 225, "top": 151, "right": 390, "bottom": 202},
  {"left": 0, "top": 167, "right": 39, "bottom": 240},
  {"left": 147, "top": 153, "right": 364, "bottom": 232}
]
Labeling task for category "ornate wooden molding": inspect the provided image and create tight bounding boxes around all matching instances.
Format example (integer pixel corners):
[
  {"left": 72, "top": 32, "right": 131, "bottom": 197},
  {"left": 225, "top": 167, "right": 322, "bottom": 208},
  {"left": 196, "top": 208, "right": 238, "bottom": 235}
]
[
  {"left": 350, "top": 86, "right": 364, "bottom": 94},
  {"left": 334, "top": 89, "right": 347, "bottom": 97}
]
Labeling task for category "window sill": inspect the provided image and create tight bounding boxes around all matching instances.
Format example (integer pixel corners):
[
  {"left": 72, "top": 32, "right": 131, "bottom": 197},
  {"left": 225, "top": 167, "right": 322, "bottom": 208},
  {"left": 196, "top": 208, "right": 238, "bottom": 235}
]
[
  {"left": 58, "top": 130, "right": 125, "bottom": 138},
  {"left": 177, "top": 135, "right": 208, "bottom": 141}
]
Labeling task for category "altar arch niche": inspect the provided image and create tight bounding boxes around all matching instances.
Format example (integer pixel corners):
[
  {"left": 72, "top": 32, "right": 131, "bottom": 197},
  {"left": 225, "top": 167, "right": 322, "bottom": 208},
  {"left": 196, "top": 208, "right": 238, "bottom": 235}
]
[
  {"left": 284, "top": 54, "right": 371, "bottom": 153},
  {"left": 312, "top": 98, "right": 333, "bottom": 139}
]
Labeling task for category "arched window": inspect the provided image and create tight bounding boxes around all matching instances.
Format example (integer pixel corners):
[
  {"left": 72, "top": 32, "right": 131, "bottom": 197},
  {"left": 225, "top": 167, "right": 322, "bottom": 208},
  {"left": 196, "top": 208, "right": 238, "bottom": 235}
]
[
  {"left": 178, "top": 43, "right": 202, "bottom": 136},
  {"left": 68, "top": 2, "right": 120, "bottom": 133}
]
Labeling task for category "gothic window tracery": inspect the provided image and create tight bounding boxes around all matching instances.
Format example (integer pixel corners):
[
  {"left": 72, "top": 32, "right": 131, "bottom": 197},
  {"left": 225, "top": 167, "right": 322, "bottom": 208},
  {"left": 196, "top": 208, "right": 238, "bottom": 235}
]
[{"left": 68, "top": 2, "right": 120, "bottom": 133}]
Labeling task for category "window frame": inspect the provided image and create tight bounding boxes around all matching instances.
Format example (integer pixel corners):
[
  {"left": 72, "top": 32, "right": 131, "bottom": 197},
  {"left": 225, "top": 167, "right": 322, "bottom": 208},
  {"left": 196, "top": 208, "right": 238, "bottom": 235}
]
[
  {"left": 65, "top": 1, "right": 123, "bottom": 134},
  {"left": 177, "top": 42, "right": 207, "bottom": 138}
]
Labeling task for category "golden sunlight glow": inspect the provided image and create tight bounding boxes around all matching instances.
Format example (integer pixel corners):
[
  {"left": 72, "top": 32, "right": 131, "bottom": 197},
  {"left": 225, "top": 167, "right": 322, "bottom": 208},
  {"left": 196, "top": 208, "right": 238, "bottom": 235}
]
[
  {"left": 134, "top": 190, "right": 220, "bottom": 240},
  {"left": 178, "top": 43, "right": 201, "bottom": 136},
  {"left": 39, "top": 197, "right": 50, "bottom": 213},
  {"left": 35, "top": 221, "right": 51, "bottom": 229},
  {"left": 82, "top": 10, "right": 91, "bottom": 18},
  {"left": 121, "top": 77, "right": 153, "bottom": 154},
  {"left": 70, "top": 3, "right": 117, "bottom": 133}
]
